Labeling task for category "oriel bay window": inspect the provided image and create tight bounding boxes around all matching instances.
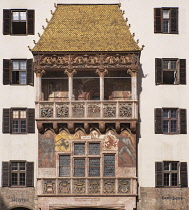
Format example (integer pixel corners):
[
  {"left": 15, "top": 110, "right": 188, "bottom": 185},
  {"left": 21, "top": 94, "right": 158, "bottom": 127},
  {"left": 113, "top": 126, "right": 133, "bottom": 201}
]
[{"left": 59, "top": 142, "right": 115, "bottom": 177}]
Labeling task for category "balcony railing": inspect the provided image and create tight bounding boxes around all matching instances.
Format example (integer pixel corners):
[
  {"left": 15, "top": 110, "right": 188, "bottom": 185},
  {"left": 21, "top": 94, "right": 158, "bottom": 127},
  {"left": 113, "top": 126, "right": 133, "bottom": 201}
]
[
  {"left": 37, "top": 178, "right": 137, "bottom": 196},
  {"left": 36, "top": 100, "right": 138, "bottom": 120}
]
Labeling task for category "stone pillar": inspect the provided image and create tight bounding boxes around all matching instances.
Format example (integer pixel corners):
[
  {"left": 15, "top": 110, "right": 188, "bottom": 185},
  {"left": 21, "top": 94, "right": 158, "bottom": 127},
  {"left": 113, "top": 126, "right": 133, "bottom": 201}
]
[
  {"left": 128, "top": 70, "right": 137, "bottom": 101},
  {"left": 131, "top": 71, "right": 137, "bottom": 101},
  {"left": 35, "top": 69, "right": 45, "bottom": 101},
  {"left": 96, "top": 68, "right": 108, "bottom": 101},
  {"left": 64, "top": 68, "right": 77, "bottom": 100}
]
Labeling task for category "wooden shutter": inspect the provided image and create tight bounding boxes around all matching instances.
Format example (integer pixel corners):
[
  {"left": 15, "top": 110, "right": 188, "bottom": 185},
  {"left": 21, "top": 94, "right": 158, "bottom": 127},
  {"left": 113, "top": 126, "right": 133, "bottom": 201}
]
[
  {"left": 3, "top": 59, "right": 10, "bottom": 85},
  {"left": 170, "top": 8, "right": 178, "bottom": 34},
  {"left": 155, "top": 58, "right": 162, "bottom": 85},
  {"left": 27, "top": 109, "right": 35, "bottom": 133},
  {"left": 27, "top": 59, "right": 34, "bottom": 86},
  {"left": 179, "top": 59, "right": 186, "bottom": 85},
  {"left": 27, "top": 10, "right": 35, "bottom": 35},
  {"left": 26, "top": 162, "right": 34, "bottom": 187},
  {"left": 3, "top": 9, "right": 11, "bottom": 35},
  {"left": 155, "top": 162, "right": 163, "bottom": 187},
  {"left": 180, "top": 162, "right": 188, "bottom": 187},
  {"left": 2, "top": 162, "right": 10, "bottom": 187},
  {"left": 3, "top": 109, "right": 10, "bottom": 133},
  {"left": 155, "top": 108, "right": 162, "bottom": 134},
  {"left": 180, "top": 109, "right": 187, "bottom": 134},
  {"left": 154, "top": 8, "right": 162, "bottom": 33}
]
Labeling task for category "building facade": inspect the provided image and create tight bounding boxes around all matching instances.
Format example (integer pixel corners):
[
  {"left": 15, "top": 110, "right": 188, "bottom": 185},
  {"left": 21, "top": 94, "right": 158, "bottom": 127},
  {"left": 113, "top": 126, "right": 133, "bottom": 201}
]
[{"left": 0, "top": 0, "right": 188, "bottom": 210}]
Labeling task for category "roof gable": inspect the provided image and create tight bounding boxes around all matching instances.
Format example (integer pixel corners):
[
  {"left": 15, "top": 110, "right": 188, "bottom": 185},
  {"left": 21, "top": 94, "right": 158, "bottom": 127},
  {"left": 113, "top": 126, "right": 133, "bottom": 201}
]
[{"left": 32, "top": 4, "right": 140, "bottom": 52}]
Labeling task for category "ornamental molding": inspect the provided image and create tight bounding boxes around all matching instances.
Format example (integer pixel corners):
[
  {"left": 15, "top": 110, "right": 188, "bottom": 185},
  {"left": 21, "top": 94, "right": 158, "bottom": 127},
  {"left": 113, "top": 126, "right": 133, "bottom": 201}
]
[{"left": 34, "top": 53, "right": 140, "bottom": 72}]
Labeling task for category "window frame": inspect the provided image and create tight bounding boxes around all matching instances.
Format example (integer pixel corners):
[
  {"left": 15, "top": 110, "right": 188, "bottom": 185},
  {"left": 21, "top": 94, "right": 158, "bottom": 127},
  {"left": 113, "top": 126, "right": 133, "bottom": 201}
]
[
  {"left": 162, "top": 108, "right": 178, "bottom": 134},
  {"left": 162, "top": 59, "right": 179, "bottom": 84},
  {"left": 58, "top": 141, "right": 116, "bottom": 178},
  {"left": 155, "top": 58, "right": 186, "bottom": 85},
  {"left": 10, "top": 161, "right": 26, "bottom": 187},
  {"left": 11, "top": 10, "right": 27, "bottom": 35},
  {"left": 155, "top": 161, "right": 188, "bottom": 188},
  {"left": 11, "top": 109, "right": 27, "bottom": 134},
  {"left": 11, "top": 59, "right": 27, "bottom": 85},
  {"left": 163, "top": 161, "right": 179, "bottom": 187},
  {"left": 3, "top": 9, "right": 35, "bottom": 35},
  {"left": 155, "top": 108, "right": 187, "bottom": 134},
  {"left": 2, "top": 161, "right": 34, "bottom": 187},
  {"left": 154, "top": 7, "right": 178, "bottom": 34}
]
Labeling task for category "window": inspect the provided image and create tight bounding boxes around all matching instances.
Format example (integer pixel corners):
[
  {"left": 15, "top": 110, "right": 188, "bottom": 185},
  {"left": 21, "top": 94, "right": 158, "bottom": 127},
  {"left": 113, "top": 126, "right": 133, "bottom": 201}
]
[
  {"left": 2, "top": 108, "right": 35, "bottom": 134},
  {"left": 11, "top": 162, "right": 26, "bottom": 186},
  {"left": 2, "top": 161, "right": 34, "bottom": 187},
  {"left": 155, "top": 108, "right": 187, "bottom": 134},
  {"left": 155, "top": 161, "right": 188, "bottom": 187},
  {"left": 3, "top": 9, "right": 35, "bottom": 35},
  {"left": 154, "top": 8, "right": 178, "bottom": 34},
  {"left": 162, "top": 109, "right": 178, "bottom": 134},
  {"left": 3, "top": 59, "right": 34, "bottom": 86},
  {"left": 59, "top": 142, "right": 115, "bottom": 177},
  {"left": 12, "top": 110, "right": 27, "bottom": 133},
  {"left": 155, "top": 59, "right": 186, "bottom": 85}
]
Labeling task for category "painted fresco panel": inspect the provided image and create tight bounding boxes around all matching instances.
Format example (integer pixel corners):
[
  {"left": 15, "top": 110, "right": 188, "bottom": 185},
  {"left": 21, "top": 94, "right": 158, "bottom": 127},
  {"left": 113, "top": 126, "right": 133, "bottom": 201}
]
[
  {"left": 38, "top": 131, "right": 56, "bottom": 168},
  {"left": 38, "top": 129, "right": 136, "bottom": 168}
]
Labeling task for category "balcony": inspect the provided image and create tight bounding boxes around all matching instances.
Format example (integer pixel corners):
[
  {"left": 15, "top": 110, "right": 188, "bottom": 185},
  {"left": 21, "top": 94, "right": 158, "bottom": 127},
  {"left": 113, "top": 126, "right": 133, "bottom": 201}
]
[
  {"left": 36, "top": 100, "right": 138, "bottom": 120},
  {"left": 37, "top": 177, "right": 137, "bottom": 196}
]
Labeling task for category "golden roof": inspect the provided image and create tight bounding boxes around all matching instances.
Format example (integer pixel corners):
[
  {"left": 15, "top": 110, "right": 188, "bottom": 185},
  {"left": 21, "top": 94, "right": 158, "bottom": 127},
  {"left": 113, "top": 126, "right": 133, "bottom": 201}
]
[{"left": 32, "top": 4, "right": 140, "bottom": 52}]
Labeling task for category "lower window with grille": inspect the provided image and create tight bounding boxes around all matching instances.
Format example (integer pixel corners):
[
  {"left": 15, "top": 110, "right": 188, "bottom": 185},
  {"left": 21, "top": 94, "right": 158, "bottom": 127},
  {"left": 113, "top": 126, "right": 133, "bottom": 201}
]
[
  {"left": 59, "top": 142, "right": 115, "bottom": 177},
  {"left": 155, "top": 161, "right": 188, "bottom": 187}
]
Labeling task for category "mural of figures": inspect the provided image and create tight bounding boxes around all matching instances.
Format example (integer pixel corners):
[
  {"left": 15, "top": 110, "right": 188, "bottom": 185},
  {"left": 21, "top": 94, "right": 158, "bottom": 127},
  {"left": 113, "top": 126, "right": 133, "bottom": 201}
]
[
  {"left": 118, "top": 131, "right": 136, "bottom": 167},
  {"left": 103, "top": 131, "right": 119, "bottom": 150},
  {"left": 38, "top": 131, "right": 55, "bottom": 168}
]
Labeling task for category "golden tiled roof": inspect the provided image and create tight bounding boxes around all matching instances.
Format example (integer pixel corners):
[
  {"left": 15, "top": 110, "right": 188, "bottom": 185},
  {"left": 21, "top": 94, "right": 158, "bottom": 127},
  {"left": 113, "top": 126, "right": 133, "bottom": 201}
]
[{"left": 32, "top": 4, "right": 140, "bottom": 52}]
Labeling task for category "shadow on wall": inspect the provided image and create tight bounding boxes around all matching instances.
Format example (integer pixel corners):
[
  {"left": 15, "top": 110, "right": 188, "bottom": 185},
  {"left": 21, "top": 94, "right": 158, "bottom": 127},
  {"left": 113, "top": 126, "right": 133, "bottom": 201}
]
[{"left": 0, "top": 194, "right": 8, "bottom": 210}]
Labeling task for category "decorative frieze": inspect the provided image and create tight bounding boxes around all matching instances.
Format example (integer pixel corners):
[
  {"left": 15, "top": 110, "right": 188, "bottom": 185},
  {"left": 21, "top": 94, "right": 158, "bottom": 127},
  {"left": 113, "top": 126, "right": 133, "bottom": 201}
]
[
  {"left": 119, "top": 103, "right": 132, "bottom": 118},
  {"left": 103, "top": 179, "right": 115, "bottom": 194},
  {"left": 56, "top": 104, "right": 69, "bottom": 118},
  {"left": 72, "top": 103, "right": 85, "bottom": 118},
  {"left": 35, "top": 53, "right": 140, "bottom": 70},
  {"left": 44, "top": 180, "right": 56, "bottom": 194},
  {"left": 40, "top": 104, "right": 53, "bottom": 118},
  {"left": 58, "top": 180, "right": 71, "bottom": 194},
  {"left": 73, "top": 180, "right": 86, "bottom": 194},
  {"left": 87, "top": 103, "right": 101, "bottom": 118},
  {"left": 118, "top": 179, "right": 130, "bottom": 194},
  {"left": 103, "top": 104, "right": 116, "bottom": 118},
  {"left": 88, "top": 179, "right": 100, "bottom": 194}
]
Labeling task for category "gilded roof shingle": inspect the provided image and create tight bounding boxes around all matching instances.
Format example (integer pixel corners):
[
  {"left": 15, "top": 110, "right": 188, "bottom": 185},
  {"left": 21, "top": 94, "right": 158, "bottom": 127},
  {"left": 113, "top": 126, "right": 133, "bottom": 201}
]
[{"left": 32, "top": 4, "right": 140, "bottom": 52}]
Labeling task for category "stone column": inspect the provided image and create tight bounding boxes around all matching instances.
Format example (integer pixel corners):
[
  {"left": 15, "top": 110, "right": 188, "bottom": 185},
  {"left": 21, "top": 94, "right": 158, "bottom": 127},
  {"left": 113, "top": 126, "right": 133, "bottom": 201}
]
[
  {"left": 64, "top": 68, "right": 77, "bottom": 100},
  {"left": 132, "top": 71, "right": 137, "bottom": 101},
  {"left": 35, "top": 69, "right": 45, "bottom": 101},
  {"left": 96, "top": 68, "right": 108, "bottom": 101},
  {"left": 128, "top": 70, "right": 137, "bottom": 101}
]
